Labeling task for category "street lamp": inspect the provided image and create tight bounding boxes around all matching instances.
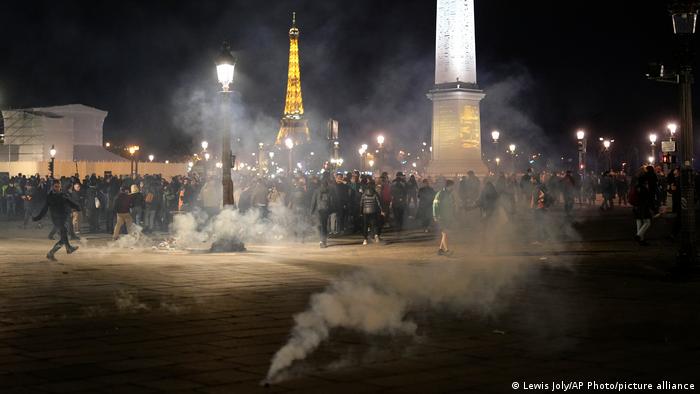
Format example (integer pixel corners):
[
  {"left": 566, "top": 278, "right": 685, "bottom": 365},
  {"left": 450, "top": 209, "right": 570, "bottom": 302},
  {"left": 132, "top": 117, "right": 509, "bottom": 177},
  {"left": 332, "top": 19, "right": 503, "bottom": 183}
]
[
  {"left": 649, "top": 132, "right": 658, "bottom": 162},
  {"left": 491, "top": 130, "right": 500, "bottom": 144},
  {"left": 508, "top": 144, "right": 516, "bottom": 172},
  {"left": 148, "top": 154, "right": 154, "bottom": 162},
  {"left": 128, "top": 145, "right": 140, "bottom": 176},
  {"left": 217, "top": 42, "right": 236, "bottom": 207},
  {"left": 648, "top": 156, "right": 656, "bottom": 164},
  {"left": 49, "top": 145, "right": 56, "bottom": 178},
  {"left": 377, "top": 135, "right": 385, "bottom": 147},
  {"left": 599, "top": 137, "right": 613, "bottom": 170},
  {"left": 672, "top": 2, "right": 698, "bottom": 266},
  {"left": 576, "top": 130, "right": 587, "bottom": 180},
  {"left": 285, "top": 137, "right": 294, "bottom": 174},
  {"left": 668, "top": 122, "right": 678, "bottom": 140},
  {"left": 105, "top": 142, "right": 111, "bottom": 148},
  {"left": 201, "top": 141, "right": 208, "bottom": 151}
]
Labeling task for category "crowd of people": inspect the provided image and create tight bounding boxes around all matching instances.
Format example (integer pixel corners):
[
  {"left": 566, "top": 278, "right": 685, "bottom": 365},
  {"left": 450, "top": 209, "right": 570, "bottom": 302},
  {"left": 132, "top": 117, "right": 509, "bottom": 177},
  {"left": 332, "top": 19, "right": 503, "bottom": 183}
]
[{"left": 0, "top": 162, "right": 692, "bottom": 258}]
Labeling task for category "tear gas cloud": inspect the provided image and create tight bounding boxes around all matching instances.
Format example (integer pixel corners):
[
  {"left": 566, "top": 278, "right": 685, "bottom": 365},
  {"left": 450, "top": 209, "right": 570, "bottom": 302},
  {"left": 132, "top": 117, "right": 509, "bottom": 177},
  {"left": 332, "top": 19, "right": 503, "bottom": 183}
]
[{"left": 265, "top": 206, "right": 579, "bottom": 383}]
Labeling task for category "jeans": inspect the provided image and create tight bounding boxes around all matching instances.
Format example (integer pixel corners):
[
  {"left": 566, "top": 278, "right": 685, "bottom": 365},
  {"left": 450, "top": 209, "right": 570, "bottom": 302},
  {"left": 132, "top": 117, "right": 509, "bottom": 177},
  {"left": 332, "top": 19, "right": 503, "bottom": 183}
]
[
  {"left": 131, "top": 206, "right": 143, "bottom": 226},
  {"left": 636, "top": 219, "right": 651, "bottom": 240},
  {"left": 362, "top": 213, "right": 378, "bottom": 240},
  {"left": 392, "top": 205, "right": 405, "bottom": 233},
  {"left": 145, "top": 209, "right": 156, "bottom": 230}
]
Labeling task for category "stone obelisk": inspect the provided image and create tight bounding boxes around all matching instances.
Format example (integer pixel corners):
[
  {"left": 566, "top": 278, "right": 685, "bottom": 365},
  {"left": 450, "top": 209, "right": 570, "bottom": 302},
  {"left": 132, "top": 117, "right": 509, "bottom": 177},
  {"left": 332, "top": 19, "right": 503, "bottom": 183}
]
[{"left": 427, "top": 0, "right": 487, "bottom": 177}]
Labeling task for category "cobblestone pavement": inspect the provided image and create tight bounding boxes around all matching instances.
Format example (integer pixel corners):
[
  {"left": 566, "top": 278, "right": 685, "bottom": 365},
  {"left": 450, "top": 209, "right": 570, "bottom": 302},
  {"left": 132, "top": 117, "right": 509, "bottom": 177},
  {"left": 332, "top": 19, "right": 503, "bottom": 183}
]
[{"left": 0, "top": 207, "right": 699, "bottom": 393}]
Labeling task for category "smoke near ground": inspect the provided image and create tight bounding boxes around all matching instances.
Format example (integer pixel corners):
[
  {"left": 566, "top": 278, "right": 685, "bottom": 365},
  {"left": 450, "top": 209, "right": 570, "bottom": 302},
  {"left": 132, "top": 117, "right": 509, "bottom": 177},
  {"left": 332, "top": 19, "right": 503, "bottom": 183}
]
[{"left": 265, "top": 194, "right": 580, "bottom": 383}]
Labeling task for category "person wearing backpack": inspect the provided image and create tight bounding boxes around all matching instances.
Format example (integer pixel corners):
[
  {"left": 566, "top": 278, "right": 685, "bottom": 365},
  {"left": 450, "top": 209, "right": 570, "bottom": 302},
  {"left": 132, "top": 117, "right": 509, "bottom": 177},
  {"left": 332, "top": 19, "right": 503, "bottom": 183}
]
[{"left": 310, "top": 179, "right": 335, "bottom": 248}]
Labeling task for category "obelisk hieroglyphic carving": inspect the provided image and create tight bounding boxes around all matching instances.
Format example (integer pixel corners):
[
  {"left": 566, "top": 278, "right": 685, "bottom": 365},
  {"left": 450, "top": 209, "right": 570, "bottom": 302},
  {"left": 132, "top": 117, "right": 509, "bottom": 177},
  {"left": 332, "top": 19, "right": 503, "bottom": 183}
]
[{"left": 427, "top": 0, "right": 486, "bottom": 176}]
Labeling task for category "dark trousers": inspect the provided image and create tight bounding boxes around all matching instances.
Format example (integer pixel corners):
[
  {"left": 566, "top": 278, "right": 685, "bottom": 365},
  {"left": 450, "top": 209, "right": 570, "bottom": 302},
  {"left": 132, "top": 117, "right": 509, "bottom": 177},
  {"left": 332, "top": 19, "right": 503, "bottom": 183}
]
[
  {"left": 362, "top": 213, "right": 378, "bottom": 240},
  {"left": 49, "top": 220, "right": 72, "bottom": 254},
  {"left": 318, "top": 209, "right": 330, "bottom": 244},
  {"left": 393, "top": 205, "right": 405, "bottom": 233}
]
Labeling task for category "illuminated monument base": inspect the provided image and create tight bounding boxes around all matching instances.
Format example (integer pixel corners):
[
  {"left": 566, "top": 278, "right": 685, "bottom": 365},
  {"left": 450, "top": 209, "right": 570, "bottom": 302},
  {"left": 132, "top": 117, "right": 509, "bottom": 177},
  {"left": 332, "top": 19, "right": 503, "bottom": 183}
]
[{"left": 426, "top": 84, "right": 487, "bottom": 177}]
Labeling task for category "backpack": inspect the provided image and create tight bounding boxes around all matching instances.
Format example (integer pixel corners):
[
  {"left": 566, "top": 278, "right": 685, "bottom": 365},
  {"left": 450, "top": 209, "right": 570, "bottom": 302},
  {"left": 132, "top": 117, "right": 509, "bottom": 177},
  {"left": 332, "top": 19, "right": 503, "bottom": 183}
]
[
  {"left": 145, "top": 192, "right": 155, "bottom": 204},
  {"left": 628, "top": 186, "right": 639, "bottom": 206},
  {"left": 318, "top": 190, "right": 331, "bottom": 211}
]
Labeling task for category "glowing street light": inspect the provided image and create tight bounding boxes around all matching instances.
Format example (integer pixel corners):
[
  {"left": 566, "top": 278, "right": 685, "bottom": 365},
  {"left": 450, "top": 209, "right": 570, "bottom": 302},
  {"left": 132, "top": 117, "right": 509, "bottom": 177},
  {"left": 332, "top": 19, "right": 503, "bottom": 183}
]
[
  {"left": 491, "top": 130, "right": 500, "bottom": 143},
  {"left": 201, "top": 141, "right": 208, "bottom": 151},
  {"left": 105, "top": 142, "right": 111, "bottom": 148},
  {"left": 377, "top": 135, "right": 385, "bottom": 147},
  {"left": 49, "top": 145, "right": 56, "bottom": 158},
  {"left": 215, "top": 162, "right": 223, "bottom": 169},
  {"left": 649, "top": 133, "right": 658, "bottom": 145},
  {"left": 368, "top": 159, "right": 375, "bottom": 168},
  {"left": 577, "top": 130, "right": 585, "bottom": 141},
  {"left": 165, "top": 160, "right": 170, "bottom": 164},
  {"left": 204, "top": 152, "right": 211, "bottom": 161},
  {"left": 148, "top": 154, "right": 154, "bottom": 162},
  {"left": 668, "top": 122, "right": 678, "bottom": 139},
  {"left": 648, "top": 156, "right": 656, "bottom": 164},
  {"left": 508, "top": 143, "right": 516, "bottom": 154},
  {"left": 216, "top": 42, "right": 236, "bottom": 93}
]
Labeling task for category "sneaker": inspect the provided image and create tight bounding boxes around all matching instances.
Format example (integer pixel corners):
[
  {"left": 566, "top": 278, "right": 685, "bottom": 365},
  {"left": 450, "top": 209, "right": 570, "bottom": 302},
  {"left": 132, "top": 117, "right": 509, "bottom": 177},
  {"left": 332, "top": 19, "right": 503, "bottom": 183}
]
[
  {"left": 67, "top": 246, "right": 79, "bottom": 254},
  {"left": 320, "top": 242, "right": 327, "bottom": 249},
  {"left": 362, "top": 239, "right": 368, "bottom": 246},
  {"left": 46, "top": 252, "right": 57, "bottom": 261},
  {"left": 437, "top": 249, "right": 445, "bottom": 256}
]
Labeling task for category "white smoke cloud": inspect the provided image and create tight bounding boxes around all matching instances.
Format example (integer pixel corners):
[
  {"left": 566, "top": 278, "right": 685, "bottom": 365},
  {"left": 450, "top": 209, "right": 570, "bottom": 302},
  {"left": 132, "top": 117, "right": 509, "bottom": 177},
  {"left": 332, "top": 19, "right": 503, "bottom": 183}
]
[{"left": 265, "top": 257, "right": 531, "bottom": 383}]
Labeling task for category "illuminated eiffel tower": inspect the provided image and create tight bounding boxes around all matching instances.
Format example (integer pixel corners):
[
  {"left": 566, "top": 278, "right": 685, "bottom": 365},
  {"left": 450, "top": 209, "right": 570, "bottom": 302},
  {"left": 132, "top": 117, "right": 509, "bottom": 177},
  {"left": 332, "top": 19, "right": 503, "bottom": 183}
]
[{"left": 276, "top": 12, "right": 310, "bottom": 146}]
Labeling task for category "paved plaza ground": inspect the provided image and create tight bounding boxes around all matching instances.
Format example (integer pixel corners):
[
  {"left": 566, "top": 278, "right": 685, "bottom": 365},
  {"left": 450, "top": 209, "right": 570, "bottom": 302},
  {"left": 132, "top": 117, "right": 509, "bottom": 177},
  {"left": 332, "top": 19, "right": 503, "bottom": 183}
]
[{"left": 1, "top": 206, "right": 699, "bottom": 393}]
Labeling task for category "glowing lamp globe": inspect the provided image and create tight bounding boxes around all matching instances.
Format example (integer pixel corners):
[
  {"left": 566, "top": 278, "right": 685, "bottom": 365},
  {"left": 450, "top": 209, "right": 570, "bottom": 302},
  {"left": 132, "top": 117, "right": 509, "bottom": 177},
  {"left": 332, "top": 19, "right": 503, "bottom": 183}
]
[
  {"left": 576, "top": 130, "right": 585, "bottom": 140},
  {"left": 216, "top": 42, "right": 236, "bottom": 92},
  {"left": 49, "top": 145, "right": 57, "bottom": 158},
  {"left": 649, "top": 133, "right": 657, "bottom": 144},
  {"left": 285, "top": 138, "right": 294, "bottom": 150}
]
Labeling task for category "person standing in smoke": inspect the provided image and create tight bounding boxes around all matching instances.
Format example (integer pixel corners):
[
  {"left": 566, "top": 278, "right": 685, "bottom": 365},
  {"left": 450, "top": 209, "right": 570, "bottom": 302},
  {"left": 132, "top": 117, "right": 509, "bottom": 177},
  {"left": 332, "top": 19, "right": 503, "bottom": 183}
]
[
  {"left": 530, "top": 174, "right": 549, "bottom": 244},
  {"left": 390, "top": 172, "right": 408, "bottom": 235},
  {"left": 33, "top": 180, "right": 80, "bottom": 261},
  {"left": 310, "top": 178, "right": 335, "bottom": 248},
  {"left": 560, "top": 170, "right": 577, "bottom": 219},
  {"left": 113, "top": 186, "right": 134, "bottom": 240},
  {"left": 417, "top": 179, "right": 436, "bottom": 232},
  {"left": 433, "top": 179, "right": 456, "bottom": 256},
  {"left": 360, "top": 183, "right": 382, "bottom": 245},
  {"left": 288, "top": 177, "right": 309, "bottom": 242},
  {"left": 478, "top": 180, "right": 499, "bottom": 253}
]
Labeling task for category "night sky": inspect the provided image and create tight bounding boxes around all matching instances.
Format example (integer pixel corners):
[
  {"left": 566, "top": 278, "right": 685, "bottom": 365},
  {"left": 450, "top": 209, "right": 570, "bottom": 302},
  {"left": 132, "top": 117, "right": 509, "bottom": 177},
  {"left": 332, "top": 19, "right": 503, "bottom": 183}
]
[{"left": 0, "top": 0, "right": 695, "bottom": 166}]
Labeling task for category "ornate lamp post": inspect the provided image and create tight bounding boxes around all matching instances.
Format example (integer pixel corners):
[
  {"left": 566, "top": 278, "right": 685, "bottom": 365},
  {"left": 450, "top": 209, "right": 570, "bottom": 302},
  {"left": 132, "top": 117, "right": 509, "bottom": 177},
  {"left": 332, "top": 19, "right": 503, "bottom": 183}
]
[
  {"left": 128, "top": 145, "right": 140, "bottom": 176},
  {"left": 49, "top": 145, "right": 56, "bottom": 178},
  {"left": 577, "top": 130, "right": 587, "bottom": 180},
  {"left": 216, "top": 42, "right": 236, "bottom": 207},
  {"left": 508, "top": 143, "right": 516, "bottom": 173},
  {"left": 649, "top": 132, "right": 658, "bottom": 163}
]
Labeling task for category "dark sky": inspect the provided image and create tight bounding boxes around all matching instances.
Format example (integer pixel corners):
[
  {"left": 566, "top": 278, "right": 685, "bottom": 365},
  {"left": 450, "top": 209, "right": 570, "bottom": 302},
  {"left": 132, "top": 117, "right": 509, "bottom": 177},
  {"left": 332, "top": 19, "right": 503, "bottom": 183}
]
[{"left": 0, "top": 0, "right": 694, "bottom": 166}]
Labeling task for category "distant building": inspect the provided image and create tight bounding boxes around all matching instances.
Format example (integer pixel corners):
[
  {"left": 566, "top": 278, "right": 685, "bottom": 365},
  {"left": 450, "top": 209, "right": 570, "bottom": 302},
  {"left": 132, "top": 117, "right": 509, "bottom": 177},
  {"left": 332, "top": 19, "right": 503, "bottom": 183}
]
[{"left": 0, "top": 104, "right": 126, "bottom": 162}]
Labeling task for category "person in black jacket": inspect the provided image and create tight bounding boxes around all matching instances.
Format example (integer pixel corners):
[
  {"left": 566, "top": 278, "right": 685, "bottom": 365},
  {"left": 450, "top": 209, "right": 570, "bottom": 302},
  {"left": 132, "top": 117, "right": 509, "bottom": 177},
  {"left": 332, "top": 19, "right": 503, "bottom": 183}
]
[
  {"left": 33, "top": 180, "right": 80, "bottom": 261},
  {"left": 391, "top": 172, "right": 408, "bottom": 234}
]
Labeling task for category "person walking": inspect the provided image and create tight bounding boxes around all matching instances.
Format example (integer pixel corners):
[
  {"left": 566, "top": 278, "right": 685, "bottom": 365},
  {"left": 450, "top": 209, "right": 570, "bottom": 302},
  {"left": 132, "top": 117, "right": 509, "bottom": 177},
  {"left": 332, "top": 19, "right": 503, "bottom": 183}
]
[
  {"left": 113, "top": 186, "right": 134, "bottom": 240},
  {"left": 33, "top": 180, "right": 80, "bottom": 261},
  {"left": 129, "top": 184, "right": 145, "bottom": 227},
  {"left": 433, "top": 179, "right": 457, "bottom": 256},
  {"left": 360, "top": 184, "right": 383, "bottom": 245},
  {"left": 631, "top": 177, "right": 654, "bottom": 246}
]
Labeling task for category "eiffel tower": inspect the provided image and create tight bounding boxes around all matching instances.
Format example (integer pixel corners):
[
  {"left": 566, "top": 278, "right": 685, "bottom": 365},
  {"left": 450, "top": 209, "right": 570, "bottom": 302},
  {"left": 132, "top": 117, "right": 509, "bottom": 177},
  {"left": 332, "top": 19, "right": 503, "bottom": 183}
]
[{"left": 276, "top": 12, "right": 310, "bottom": 146}]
